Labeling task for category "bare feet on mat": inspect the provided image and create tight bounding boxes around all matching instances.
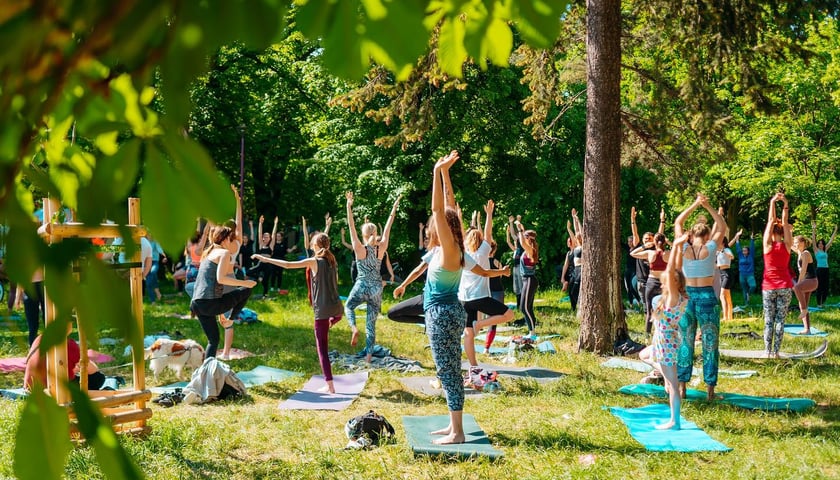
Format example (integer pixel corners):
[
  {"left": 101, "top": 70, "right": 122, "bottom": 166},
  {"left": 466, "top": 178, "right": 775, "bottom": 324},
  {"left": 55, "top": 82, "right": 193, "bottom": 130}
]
[
  {"left": 432, "top": 433, "right": 465, "bottom": 445},
  {"left": 655, "top": 421, "right": 680, "bottom": 430},
  {"left": 430, "top": 424, "right": 452, "bottom": 436},
  {"left": 350, "top": 327, "right": 359, "bottom": 346},
  {"left": 707, "top": 385, "right": 722, "bottom": 401},
  {"left": 317, "top": 381, "right": 335, "bottom": 394}
]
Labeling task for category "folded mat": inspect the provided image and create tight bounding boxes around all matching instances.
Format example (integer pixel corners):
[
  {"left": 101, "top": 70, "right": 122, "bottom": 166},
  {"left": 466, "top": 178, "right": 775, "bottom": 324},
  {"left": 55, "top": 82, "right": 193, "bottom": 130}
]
[
  {"left": 278, "top": 372, "right": 368, "bottom": 411},
  {"left": 619, "top": 384, "right": 815, "bottom": 412},
  {"left": 151, "top": 365, "right": 302, "bottom": 393},
  {"left": 720, "top": 340, "right": 828, "bottom": 360},
  {"left": 784, "top": 325, "right": 828, "bottom": 337},
  {"left": 402, "top": 414, "right": 503, "bottom": 459},
  {"left": 601, "top": 358, "right": 758, "bottom": 378},
  {"left": 0, "top": 350, "right": 114, "bottom": 374},
  {"left": 608, "top": 404, "right": 731, "bottom": 452}
]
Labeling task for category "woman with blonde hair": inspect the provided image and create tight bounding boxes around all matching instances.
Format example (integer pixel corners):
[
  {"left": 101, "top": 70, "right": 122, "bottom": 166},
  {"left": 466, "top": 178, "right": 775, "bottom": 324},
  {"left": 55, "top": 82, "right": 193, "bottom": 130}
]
[
  {"left": 344, "top": 191, "right": 401, "bottom": 362},
  {"left": 793, "top": 235, "right": 818, "bottom": 334}
]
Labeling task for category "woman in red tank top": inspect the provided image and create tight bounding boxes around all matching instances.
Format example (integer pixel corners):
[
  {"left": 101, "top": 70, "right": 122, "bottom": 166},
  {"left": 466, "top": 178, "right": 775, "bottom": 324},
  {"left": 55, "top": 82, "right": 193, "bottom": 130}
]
[{"left": 761, "top": 192, "right": 794, "bottom": 358}]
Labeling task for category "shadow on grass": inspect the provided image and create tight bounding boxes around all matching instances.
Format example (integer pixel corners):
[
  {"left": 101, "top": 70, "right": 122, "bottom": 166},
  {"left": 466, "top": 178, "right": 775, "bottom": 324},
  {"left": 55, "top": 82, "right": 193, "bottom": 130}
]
[
  {"left": 368, "top": 387, "right": 434, "bottom": 405},
  {"left": 490, "top": 429, "right": 646, "bottom": 454}
]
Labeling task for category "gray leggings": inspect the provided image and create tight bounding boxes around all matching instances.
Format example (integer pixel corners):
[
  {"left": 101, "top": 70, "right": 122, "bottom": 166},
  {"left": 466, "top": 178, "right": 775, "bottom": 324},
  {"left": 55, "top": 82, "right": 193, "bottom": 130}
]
[{"left": 763, "top": 288, "right": 792, "bottom": 354}]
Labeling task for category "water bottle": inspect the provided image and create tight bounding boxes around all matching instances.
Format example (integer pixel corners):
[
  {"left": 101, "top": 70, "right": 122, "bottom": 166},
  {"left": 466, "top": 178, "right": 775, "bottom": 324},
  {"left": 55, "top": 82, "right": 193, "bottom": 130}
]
[{"left": 503, "top": 340, "right": 516, "bottom": 364}]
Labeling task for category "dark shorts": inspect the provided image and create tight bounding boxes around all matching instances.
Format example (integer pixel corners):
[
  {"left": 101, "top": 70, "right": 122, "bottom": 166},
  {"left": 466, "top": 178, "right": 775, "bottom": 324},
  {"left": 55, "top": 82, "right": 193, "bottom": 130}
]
[
  {"left": 719, "top": 268, "right": 734, "bottom": 290},
  {"left": 463, "top": 297, "right": 509, "bottom": 327}
]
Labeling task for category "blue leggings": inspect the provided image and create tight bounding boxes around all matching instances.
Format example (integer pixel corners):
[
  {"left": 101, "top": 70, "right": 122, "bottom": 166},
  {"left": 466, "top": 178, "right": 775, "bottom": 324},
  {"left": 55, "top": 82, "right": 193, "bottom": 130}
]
[
  {"left": 677, "top": 286, "right": 720, "bottom": 386},
  {"left": 426, "top": 302, "right": 466, "bottom": 411},
  {"left": 344, "top": 280, "right": 383, "bottom": 354}
]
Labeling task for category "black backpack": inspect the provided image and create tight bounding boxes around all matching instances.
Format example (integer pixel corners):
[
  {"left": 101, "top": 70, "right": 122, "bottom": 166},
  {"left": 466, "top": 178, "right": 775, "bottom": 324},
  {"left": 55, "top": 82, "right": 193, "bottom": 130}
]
[{"left": 345, "top": 410, "right": 395, "bottom": 446}]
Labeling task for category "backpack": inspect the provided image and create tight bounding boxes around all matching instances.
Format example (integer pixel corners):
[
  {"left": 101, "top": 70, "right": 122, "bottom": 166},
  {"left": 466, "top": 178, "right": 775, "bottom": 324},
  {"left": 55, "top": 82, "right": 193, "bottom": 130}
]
[{"left": 344, "top": 410, "right": 395, "bottom": 449}]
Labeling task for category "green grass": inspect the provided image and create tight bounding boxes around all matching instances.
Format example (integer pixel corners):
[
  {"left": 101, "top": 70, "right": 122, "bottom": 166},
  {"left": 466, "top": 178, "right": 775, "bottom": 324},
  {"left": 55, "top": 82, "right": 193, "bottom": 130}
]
[{"left": 1, "top": 272, "right": 839, "bottom": 479}]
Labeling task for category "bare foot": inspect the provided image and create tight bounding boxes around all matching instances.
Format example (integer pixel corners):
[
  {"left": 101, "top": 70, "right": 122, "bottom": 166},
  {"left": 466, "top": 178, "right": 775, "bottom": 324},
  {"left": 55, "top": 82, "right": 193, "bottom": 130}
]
[
  {"left": 430, "top": 425, "right": 452, "bottom": 436},
  {"left": 655, "top": 421, "right": 680, "bottom": 430},
  {"left": 350, "top": 328, "right": 359, "bottom": 347},
  {"left": 773, "top": 352, "right": 781, "bottom": 359},
  {"left": 707, "top": 385, "right": 722, "bottom": 401},
  {"left": 317, "top": 383, "right": 336, "bottom": 394},
  {"left": 432, "top": 433, "right": 465, "bottom": 445}
]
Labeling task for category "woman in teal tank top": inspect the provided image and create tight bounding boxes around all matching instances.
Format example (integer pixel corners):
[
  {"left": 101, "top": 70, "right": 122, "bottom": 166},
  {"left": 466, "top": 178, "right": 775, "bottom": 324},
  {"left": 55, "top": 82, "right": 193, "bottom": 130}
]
[{"left": 811, "top": 222, "right": 837, "bottom": 308}]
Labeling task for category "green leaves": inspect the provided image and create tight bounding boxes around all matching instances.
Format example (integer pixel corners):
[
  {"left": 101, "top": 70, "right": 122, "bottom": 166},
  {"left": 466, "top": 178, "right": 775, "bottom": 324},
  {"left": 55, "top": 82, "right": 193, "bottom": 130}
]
[{"left": 14, "top": 389, "right": 72, "bottom": 480}]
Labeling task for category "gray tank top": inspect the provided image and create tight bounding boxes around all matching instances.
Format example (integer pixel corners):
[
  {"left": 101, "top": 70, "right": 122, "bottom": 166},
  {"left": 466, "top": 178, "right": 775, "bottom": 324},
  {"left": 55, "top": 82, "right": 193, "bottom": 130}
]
[
  {"left": 193, "top": 256, "right": 223, "bottom": 300},
  {"left": 311, "top": 257, "right": 343, "bottom": 319}
]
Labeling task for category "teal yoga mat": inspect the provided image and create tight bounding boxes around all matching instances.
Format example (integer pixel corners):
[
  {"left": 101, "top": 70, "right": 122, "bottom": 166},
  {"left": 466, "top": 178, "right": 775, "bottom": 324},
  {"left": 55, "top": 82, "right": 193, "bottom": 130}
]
[
  {"left": 784, "top": 325, "right": 828, "bottom": 337},
  {"left": 601, "top": 358, "right": 758, "bottom": 378},
  {"left": 402, "top": 414, "right": 503, "bottom": 459},
  {"left": 0, "top": 388, "right": 28, "bottom": 400},
  {"left": 608, "top": 404, "right": 731, "bottom": 452},
  {"left": 619, "top": 384, "right": 815, "bottom": 412}
]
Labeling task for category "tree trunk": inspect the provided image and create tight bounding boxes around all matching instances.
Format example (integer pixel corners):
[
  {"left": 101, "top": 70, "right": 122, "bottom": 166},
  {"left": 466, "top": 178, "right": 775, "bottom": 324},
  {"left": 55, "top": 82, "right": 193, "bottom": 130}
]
[{"left": 578, "top": 0, "right": 625, "bottom": 353}]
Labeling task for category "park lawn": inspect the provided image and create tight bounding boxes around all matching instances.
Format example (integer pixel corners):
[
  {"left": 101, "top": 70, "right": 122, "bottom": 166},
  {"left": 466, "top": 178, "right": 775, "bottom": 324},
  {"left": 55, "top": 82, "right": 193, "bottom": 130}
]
[{"left": 0, "top": 271, "right": 838, "bottom": 480}]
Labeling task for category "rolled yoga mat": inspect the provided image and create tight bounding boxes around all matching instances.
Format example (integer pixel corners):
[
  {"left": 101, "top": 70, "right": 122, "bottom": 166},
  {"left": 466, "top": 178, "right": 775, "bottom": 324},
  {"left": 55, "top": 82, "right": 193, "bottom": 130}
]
[
  {"left": 402, "top": 414, "right": 503, "bottom": 459},
  {"left": 619, "top": 384, "right": 815, "bottom": 412}
]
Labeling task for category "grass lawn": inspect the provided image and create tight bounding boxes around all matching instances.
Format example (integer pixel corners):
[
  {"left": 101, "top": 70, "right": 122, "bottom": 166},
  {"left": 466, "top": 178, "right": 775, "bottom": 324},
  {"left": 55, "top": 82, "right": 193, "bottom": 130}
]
[{"left": 1, "top": 271, "right": 838, "bottom": 479}]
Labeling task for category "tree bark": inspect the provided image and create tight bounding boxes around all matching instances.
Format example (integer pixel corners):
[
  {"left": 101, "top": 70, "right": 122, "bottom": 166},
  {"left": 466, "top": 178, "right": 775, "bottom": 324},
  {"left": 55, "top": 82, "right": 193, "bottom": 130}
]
[{"left": 578, "top": 0, "right": 625, "bottom": 353}]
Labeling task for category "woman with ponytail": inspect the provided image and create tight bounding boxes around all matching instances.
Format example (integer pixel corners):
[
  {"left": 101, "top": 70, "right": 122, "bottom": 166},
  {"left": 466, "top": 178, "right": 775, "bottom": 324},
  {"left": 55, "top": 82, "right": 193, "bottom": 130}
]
[
  {"left": 515, "top": 223, "right": 540, "bottom": 340},
  {"left": 253, "top": 233, "right": 344, "bottom": 393}
]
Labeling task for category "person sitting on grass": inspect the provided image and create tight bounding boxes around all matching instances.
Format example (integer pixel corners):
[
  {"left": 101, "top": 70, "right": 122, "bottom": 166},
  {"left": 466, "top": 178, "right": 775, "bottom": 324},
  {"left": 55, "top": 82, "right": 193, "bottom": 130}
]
[
  {"left": 252, "top": 232, "right": 343, "bottom": 393},
  {"left": 24, "top": 321, "right": 106, "bottom": 392},
  {"left": 639, "top": 232, "right": 689, "bottom": 430}
]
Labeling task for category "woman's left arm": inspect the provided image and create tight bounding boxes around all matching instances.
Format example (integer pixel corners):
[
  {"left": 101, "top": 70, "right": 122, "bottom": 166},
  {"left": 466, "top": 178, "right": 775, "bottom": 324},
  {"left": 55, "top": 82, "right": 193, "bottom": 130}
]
[{"left": 379, "top": 195, "right": 402, "bottom": 253}]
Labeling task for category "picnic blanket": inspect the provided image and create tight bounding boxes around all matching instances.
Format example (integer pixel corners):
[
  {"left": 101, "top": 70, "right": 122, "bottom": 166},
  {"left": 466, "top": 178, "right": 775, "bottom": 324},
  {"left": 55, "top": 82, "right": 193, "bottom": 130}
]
[
  {"left": 329, "top": 350, "right": 424, "bottom": 373},
  {"left": 608, "top": 404, "right": 731, "bottom": 452},
  {"left": 619, "top": 384, "right": 815, "bottom": 412},
  {"left": 278, "top": 372, "right": 368, "bottom": 411}
]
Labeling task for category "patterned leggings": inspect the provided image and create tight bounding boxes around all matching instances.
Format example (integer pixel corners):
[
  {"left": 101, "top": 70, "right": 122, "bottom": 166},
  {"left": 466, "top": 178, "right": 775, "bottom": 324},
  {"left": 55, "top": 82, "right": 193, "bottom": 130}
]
[
  {"left": 677, "top": 286, "right": 720, "bottom": 386},
  {"left": 344, "top": 280, "right": 383, "bottom": 354},
  {"left": 426, "top": 302, "right": 467, "bottom": 411},
  {"left": 763, "top": 288, "right": 792, "bottom": 354}
]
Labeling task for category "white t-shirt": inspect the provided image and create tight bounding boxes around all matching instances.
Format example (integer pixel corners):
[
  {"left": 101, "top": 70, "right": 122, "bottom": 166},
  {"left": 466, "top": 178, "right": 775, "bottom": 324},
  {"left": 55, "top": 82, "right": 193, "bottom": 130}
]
[
  {"left": 458, "top": 241, "right": 491, "bottom": 301},
  {"left": 113, "top": 236, "right": 153, "bottom": 266}
]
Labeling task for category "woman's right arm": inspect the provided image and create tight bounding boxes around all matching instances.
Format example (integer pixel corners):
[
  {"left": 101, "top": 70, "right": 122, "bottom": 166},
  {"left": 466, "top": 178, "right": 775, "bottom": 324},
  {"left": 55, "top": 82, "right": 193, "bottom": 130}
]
[
  {"left": 630, "top": 206, "right": 640, "bottom": 246},
  {"left": 345, "top": 192, "right": 366, "bottom": 259},
  {"left": 270, "top": 217, "right": 278, "bottom": 249},
  {"left": 763, "top": 194, "right": 779, "bottom": 252},
  {"left": 258, "top": 215, "right": 264, "bottom": 246},
  {"left": 217, "top": 254, "right": 257, "bottom": 288},
  {"left": 393, "top": 262, "right": 429, "bottom": 298},
  {"left": 674, "top": 195, "right": 702, "bottom": 237},
  {"left": 433, "top": 151, "right": 461, "bottom": 270}
]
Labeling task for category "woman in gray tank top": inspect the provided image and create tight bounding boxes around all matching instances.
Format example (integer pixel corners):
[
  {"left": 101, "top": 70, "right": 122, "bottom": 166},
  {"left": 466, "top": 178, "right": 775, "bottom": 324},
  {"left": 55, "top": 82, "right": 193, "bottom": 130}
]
[{"left": 253, "top": 233, "right": 343, "bottom": 394}]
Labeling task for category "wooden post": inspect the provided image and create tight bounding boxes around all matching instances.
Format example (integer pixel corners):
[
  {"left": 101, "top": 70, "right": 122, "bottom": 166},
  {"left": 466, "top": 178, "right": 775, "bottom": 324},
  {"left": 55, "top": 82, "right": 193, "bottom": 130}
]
[
  {"left": 43, "top": 198, "right": 71, "bottom": 404},
  {"left": 127, "top": 198, "right": 147, "bottom": 422}
]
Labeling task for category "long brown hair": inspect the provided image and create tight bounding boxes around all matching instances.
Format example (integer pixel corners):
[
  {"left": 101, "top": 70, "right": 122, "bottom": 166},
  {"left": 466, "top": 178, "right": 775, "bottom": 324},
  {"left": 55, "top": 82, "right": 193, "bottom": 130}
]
[
  {"left": 522, "top": 229, "right": 539, "bottom": 263},
  {"left": 444, "top": 207, "right": 465, "bottom": 266},
  {"left": 310, "top": 233, "right": 336, "bottom": 268},
  {"left": 201, "top": 225, "right": 234, "bottom": 259},
  {"left": 655, "top": 270, "right": 687, "bottom": 314}
]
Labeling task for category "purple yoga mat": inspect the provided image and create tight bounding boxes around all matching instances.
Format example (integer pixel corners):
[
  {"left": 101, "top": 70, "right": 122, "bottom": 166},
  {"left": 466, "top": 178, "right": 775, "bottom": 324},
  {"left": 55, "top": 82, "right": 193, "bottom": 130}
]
[
  {"left": 0, "top": 350, "right": 114, "bottom": 374},
  {"left": 278, "top": 372, "right": 369, "bottom": 411}
]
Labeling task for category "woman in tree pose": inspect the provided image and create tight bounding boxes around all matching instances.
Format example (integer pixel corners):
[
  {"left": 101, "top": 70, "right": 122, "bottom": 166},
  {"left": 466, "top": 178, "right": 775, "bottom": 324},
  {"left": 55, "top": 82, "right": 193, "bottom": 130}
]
[
  {"left": 674, "top": 193, "right": 726, "bottom": 401},
  {"left": 761, "top": 192, "right": 794, "bottom": 356},
  {"left": 515, "top": 220, "right": 540, "bottom": 339},
  {"left": 812, "top": 222, "right": 838, "bottom": 308},
  {"left": 716, "top": 235, "right": 736, "bottom": 322},
  {"left": 190, "top": 225, "right": 256, "bottom": 359},
  {"left": 253, "top": 232, "right": 343, "bottom": 393},
  {"left": 793, "top": 235, "right": 818, "bottom": 333},
  {"left": 344, "top": 191, "right": 400, "bottom": 362},
  {"left": 459, "top": 200, "right": 513, "bottom": 386},
  {"left": 631, "top": 232, "right": 671, "bottom": 337},
  {"left": 639, "top": 232, "right": 689, "bottom": 430},
  {"left": 424, "top": 150, "right": 468, "bottom": 445}
]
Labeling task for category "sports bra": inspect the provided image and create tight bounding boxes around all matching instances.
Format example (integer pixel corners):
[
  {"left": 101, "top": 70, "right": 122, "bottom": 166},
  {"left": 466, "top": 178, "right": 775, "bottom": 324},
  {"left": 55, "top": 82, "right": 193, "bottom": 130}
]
[
  {"left": 682, "top": 240, "right": 717, "bottom": 279},
  {"left": 649, "top": 250, "right": 667, "bottom": 272}
]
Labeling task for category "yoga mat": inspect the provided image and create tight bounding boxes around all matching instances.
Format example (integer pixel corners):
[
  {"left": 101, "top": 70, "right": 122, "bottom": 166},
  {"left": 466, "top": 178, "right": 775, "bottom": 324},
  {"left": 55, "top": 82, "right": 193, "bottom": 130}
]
[
  {"left": 278, "top": 372, "right": 368, "bottom": 411},
  {"left": 0, "top": 350, "right": 114, "bottom": 374},
  {"left": 784, "top": 325, "right": 828, "bottom": 337},
  {"left": 608, "top": 404, "right": 731, "bottom": 452},
  {"left": 474, "top": 333, "right": 561, "bottom": 344},
  {"left": 0, "top": 388, "right": 28, "bottom": 400},
  {"left": 601, "top": 358, "right": 758, "bottom": 378},
  {"left": 537, "top": 341, "right": 556, "bottom": 353},
  {"left": 399, "top": 376, "right": 490, "bottom": 398},
  {"left": 402, "top": 414, "right": 503, "bottom": 459},
  {"left": 225, "top": 348, "right": 256, "bottom": 360},
  {"left": 460, "top": 362, "right": 565, "bottom": 383},
  {"left": 151, "top": 366, "right": 303, "bottom": 393},
  {"left": 720, "top": 340, "right": 828, "bottom": 360},
  {"left": 619, "top": 384, "right": 815, "bottom": 412}
]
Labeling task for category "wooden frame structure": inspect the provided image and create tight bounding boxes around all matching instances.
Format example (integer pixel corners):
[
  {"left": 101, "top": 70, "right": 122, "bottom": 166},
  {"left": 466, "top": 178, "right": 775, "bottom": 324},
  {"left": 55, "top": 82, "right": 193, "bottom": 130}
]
[{"left": 39, "top": 197, "right": 151, "bottom": 437}]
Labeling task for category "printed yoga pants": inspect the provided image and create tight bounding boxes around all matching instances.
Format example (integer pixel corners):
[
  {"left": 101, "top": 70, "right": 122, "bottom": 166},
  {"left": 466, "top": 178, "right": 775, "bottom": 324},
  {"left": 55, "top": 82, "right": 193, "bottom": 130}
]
[
  {"left": 763, "top": 288, "right": 792, "bottom": 354},
  {"left": 191, "top": 287, "right": 253, "bottom": 358},
  {"left": 344, "top": 280, "right": 383, "bottom": 354},
  {"left": 677, "top": 286, "right": 720, "bottom": 386},
  {"left": 426, "top": 302, "right": 466, "bottom": 411}
]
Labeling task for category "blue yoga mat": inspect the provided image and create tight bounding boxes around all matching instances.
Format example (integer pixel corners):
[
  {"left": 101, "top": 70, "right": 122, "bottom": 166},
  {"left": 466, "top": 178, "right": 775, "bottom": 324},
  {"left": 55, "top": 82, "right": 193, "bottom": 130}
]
[
  {"left": 151, "top": 366, "right": 302, "bottom": 393},
  {"left": 608, "top": 404, "right": 731, "bottom": 452},
  {"left": 403, "top": 414, "right": 503, "bottom": 459},
  {"left": 619, "top": 384, "right": 815, "bottom": 412},
  {"left": 784, "top": 325, "right": 828, "bottom": 337},
  {"left": 0, "top": 388, "right": 28, "bottom": 400}
]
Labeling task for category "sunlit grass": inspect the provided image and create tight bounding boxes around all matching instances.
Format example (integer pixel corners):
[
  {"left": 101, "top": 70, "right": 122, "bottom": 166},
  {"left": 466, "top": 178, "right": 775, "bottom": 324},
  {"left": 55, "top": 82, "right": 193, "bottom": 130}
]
[{"left": 0, "top": 273, "right": 838, "bottom": 479}]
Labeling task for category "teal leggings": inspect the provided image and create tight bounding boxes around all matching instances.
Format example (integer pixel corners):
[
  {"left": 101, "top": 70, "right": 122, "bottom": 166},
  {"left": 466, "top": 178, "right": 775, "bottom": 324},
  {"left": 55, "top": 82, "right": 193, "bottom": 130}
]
[{"left": 677, "top": 286, "right": 720, "bottom": 386}]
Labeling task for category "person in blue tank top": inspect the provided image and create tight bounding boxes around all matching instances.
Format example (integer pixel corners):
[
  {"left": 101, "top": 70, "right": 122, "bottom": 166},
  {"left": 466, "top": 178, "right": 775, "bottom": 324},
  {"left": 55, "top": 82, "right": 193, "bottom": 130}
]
[
  {"left": 811, "top": 222, "right": 837, "bottom": 308},
  {"left": 732, "top": 229, "right": 756, "bottom": 306},
  {"left": 425, "top": 150, "right": 468, "bottom": 445}
]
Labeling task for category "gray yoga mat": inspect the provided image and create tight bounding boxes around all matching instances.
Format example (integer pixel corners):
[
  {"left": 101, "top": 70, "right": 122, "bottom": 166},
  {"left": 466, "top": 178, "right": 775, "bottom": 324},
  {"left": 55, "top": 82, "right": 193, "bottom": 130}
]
[{"left": 278, "top": 371, "right": 369, "bottom": 411}]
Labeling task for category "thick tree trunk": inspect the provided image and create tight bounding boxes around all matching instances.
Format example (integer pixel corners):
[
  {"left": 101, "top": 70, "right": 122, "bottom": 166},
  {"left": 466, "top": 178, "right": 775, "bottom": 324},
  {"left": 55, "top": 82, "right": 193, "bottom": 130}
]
[{"left": 578, "top": 0, "right": 625, "bottom": 353}]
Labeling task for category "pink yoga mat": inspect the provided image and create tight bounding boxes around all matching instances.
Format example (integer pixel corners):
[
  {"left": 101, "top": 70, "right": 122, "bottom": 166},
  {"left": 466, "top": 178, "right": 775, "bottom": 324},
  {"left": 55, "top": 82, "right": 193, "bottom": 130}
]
[
  {"left": 278, "top": 372, "right": 369, "bottom": 411},
  {"left": 0, "top": 350, "right": 115, "bottom": 374}
]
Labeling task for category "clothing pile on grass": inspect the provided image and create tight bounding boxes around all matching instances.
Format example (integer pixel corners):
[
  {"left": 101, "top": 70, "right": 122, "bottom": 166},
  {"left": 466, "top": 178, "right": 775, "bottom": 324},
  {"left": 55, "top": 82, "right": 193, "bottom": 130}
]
[{"left": 329, "top": 345, "right": 424, "bottom": 373}]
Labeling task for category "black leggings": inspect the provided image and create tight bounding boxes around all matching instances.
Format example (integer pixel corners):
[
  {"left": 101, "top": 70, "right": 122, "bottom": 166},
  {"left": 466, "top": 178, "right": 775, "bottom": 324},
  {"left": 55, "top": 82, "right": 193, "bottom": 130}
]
[
  {"left": 816, "top": 267, "right": 829, "bottom": 306},
  {"left": 644, "top": 276, "right": 662, "bottom": 335},
  {"left": 623, "top": 269, "right": 641, "bottom": 304},
  {"left": 23, "top": 281, "right": 45, "bottom": 346},
  {"left": 191, "top": 287, "right": 253, "bottom": 358},
  {"left": 521, "top": 276, "right": 538, "bottom": 331},
  {"left": 387, "top": 294, "right": 425, "bottom": 324},
  {"left": 569, "top": 277, "right": 581, "bottom": 312}
]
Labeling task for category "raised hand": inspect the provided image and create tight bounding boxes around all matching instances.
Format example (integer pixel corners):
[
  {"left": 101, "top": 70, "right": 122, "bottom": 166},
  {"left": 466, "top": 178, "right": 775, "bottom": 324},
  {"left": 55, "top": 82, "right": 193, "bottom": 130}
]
[
  {"left": 660, "top": 207, "right": 665, "bottom": 223},
  {"left": 631, "top": 206, "right": 637, "bottom": 221},
  {"left": 434, "top": 150, "right": 460, "bottom": 170},
  {"left": 273, "top": 216, "right": 278, "bottom": 224},
  {"left": 259, "top": 215, "right": 265, "bottom": 223},
  {"left": 484, "top": 199, "right": 495, "bottom": 215},
  {"left": 345, "top": 191, "right": 354, "bottom": 206}
]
